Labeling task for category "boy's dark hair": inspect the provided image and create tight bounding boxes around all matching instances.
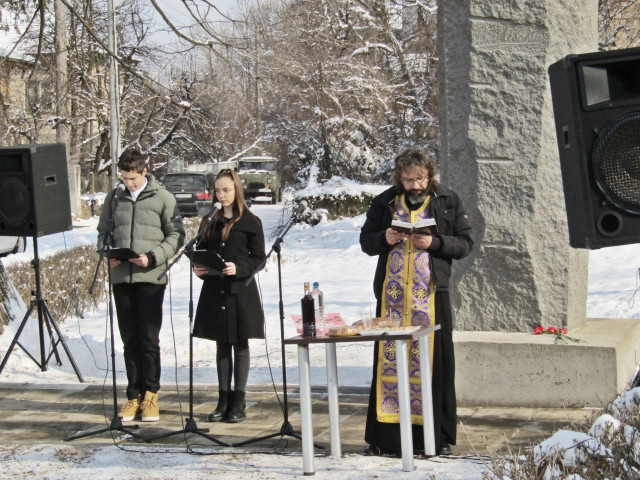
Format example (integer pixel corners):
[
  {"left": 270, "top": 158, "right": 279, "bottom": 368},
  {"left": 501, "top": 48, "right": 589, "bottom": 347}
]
[{"left": 117, "top": 149, "right": 148, "bottom": 173}]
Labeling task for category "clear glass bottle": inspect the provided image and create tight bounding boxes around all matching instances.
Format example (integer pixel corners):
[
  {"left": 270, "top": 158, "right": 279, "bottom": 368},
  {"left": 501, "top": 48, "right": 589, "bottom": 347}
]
[
  {"left": 310, "top": 282, "right": 325, "bottom": 336},
  {"left": 301, "top": 282, "right": 316, "bottom": 337}
]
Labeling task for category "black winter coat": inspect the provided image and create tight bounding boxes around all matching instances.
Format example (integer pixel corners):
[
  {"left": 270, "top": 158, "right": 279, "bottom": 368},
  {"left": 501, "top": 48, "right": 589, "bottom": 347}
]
[
  {"left": 359, "top": 185, "right": 473, "bottom": 304},
  {"left": 193, "top": 211, "right": 266, "bottom": 343}
]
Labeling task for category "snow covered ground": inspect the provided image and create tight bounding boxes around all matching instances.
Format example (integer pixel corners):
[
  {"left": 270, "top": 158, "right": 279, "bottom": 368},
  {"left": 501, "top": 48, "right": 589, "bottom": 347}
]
[{"left": 0, "top": 179, "right": 639, "bottom": 478}]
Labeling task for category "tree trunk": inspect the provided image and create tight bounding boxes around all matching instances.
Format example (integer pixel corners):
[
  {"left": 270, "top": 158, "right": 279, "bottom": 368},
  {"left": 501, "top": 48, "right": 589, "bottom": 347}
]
[{"left": 55, "top": 0, "right": 70, "bottom": 147}]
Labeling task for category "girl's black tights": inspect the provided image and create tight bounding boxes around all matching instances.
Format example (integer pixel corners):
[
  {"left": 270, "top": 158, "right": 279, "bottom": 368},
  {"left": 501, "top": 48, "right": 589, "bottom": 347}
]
[{"left": 216, "top": 340, "right": 250, "bottom": 392}]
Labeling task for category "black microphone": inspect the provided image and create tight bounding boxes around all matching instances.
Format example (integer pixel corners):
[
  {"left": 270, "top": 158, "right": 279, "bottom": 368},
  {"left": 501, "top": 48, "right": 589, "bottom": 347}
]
[
  {"left": 111, "top": 182, "right": 126, "bottom": 208},
  {"left": 203, "top": 202, "right": 223, "bottom": 230},
  {"left": 185, "top": 202, "right": 223, "bottom": 251}
]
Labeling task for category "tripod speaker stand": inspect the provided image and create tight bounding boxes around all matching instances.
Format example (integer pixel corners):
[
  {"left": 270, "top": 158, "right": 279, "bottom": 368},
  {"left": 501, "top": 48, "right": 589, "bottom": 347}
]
[{"left": 0, "top": 236, "right": 83, "bottom": 383}]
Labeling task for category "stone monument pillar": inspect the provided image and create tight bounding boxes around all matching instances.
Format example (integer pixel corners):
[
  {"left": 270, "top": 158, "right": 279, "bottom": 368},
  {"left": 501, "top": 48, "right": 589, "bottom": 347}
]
[
  {"left": 438, "top": 1, "right": 640, "bottom": 408},
  {"left": 437, "top": 1, "right": 597, "bottom": 333}
]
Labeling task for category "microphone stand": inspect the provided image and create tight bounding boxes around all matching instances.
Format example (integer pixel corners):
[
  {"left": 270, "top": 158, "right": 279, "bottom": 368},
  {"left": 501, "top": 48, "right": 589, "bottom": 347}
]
[
  {"left": 66, "top": 188, "right": 145, "bottom": 442},
  {"left": 144, "top": 205, "right": 228, "bottom": 445},
  {"left": 233, "top": 206, "right": 321, "bottom": 450}
]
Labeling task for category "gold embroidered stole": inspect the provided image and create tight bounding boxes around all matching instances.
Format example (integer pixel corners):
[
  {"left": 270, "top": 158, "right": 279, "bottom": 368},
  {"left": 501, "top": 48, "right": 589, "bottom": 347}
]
[{"left": 375, "top": 194, "right": 436, "bottom": 424}]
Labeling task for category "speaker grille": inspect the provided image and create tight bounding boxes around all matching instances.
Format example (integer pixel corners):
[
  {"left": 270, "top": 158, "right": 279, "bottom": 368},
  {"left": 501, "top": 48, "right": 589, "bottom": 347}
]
[
  {"left": 593, "top": 111, "right": 640, "bottom": 214},
  {"left": 0, "top": 177, "right": 32, "bottom": 225}
]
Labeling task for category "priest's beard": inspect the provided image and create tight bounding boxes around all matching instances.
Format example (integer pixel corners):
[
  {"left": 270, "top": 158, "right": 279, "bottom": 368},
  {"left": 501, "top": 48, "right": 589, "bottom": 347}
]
[{"left": 406, "top": 190, "right": 427, "bottom": 206}]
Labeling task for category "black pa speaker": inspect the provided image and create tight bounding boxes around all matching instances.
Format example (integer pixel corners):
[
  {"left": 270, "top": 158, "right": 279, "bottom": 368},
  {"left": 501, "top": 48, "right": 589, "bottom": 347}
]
[
  {"left": 549, "top": 47, "right": 640, "bottom": 249},
  {"left": 0, "top": 143, "right": 72, "bottom": 237}
]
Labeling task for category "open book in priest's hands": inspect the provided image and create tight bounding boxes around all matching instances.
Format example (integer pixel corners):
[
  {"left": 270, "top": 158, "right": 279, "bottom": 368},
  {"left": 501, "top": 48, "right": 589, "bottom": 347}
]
[{"left": 391, "top": 217, "right": 437, "bottom": 235}]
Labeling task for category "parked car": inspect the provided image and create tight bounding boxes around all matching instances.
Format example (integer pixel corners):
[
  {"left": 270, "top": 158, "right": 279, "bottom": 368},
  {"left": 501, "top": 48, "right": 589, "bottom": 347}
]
[
  {"left": 162, "top": 172, "right": 215, "bottom": 217},
  {"left": 237, "top": 156, "right": 282, "bottom": 204},
  {"left": 0, "top": 236, "right": 26, "bottom": 258}
]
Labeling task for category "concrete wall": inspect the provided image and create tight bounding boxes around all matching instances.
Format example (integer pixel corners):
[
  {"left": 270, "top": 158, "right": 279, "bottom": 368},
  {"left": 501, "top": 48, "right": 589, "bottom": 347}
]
[{"left": 455, "top": 318, "right": 640, "bottom": 407}]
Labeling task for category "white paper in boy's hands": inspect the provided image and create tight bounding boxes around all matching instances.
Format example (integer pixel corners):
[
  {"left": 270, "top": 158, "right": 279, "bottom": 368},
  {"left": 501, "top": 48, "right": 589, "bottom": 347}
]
[{"left": 391, "top": 217, "right": 437, "bottom": 235}]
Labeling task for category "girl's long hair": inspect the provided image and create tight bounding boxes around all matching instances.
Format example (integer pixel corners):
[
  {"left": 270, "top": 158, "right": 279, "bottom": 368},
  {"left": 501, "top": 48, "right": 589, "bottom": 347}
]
[{"left": 200, "top": 169, "right": 249, "bottom": 241}]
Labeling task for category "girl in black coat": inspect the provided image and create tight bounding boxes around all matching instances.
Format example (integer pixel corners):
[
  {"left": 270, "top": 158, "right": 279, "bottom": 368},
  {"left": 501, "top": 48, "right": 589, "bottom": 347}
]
[{"left": 193, "top": 169, "right": 266, "bottom": 423}]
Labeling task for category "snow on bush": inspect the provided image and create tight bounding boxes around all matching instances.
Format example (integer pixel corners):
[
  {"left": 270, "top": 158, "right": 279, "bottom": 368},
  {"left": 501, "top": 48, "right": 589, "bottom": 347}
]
[
  {"left": 533, "top": 430, "right": 610, "bottom": 468},
  {"left": 489, "top": 387, "right": 640, "bottom": 479}
]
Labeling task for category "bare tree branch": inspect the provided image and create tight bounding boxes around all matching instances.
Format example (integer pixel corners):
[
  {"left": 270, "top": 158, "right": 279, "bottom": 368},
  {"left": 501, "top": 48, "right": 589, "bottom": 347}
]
[
  {"left": 58, "top": 0, "right": 192, "bottom": 113},
  {"left": 148, "top": 0, "right": 238, "bottom": 57}
]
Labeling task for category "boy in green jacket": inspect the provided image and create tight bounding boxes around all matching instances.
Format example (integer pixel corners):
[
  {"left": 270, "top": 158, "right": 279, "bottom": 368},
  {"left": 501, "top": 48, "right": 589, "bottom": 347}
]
[{"left": 97, "top": 149, "right": 185, "bottom": 422}]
